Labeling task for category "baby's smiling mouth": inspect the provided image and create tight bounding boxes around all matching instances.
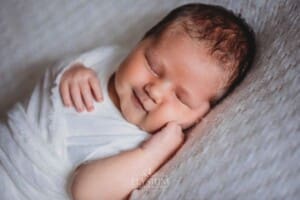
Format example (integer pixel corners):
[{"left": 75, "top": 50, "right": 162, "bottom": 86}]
[{"left": 133, "top": 89, "right": 147, "bottom": 112}]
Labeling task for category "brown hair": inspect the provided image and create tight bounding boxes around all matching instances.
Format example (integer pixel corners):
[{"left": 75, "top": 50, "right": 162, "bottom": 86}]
[{"left": 143, "top": 3, "right": 256, "bottom": 106}]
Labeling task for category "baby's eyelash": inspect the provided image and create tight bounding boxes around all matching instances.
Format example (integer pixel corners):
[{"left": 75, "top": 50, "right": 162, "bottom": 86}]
[
  {"left": 176, "top": 93, "right": 184, "bottom": 103},
  {"left": 145, "top": 57, "right": 159, "bottom": 77},
  {"left": 176, "top": 93, "right": 190, "bottom": 108},
  {"left": 149, "top": 65, "right": 159, "bottom": 77}
]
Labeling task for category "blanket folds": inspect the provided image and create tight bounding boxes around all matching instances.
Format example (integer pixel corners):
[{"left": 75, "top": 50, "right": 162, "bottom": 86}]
[{"left": 0, "top": 64, "right": 72, "bottom": 199}]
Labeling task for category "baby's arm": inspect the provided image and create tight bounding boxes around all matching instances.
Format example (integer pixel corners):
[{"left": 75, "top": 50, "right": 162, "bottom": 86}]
[{"left": 70, "top": 122, "right": 184, "bottom": 200}]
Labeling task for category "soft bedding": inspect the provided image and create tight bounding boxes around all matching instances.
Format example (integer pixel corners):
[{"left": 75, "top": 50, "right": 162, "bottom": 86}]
[{"left": 0, "top": 0, "right": 299, "bottom": 199}]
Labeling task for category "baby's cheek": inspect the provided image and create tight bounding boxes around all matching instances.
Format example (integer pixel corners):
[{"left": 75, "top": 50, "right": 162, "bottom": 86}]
[
  {"left": 164, "top": 104, "right": 199, "bottom": 128},
  {"left": 129, "top": 72, "right": 150, "bottom": 89},
  {"left": 159, "top": 104, "right": 184, "bottom": 124},
  {"left": 144, "top": 102, "right": 186, "bottom": 132},
  {"left": 144, "top": 106, "right": 172, "bottom": 130}
]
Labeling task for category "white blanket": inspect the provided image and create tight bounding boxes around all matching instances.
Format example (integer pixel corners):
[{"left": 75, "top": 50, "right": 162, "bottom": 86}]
[
  {"left": 0, "top": 45, "right": 150, "bottom": 199},
  {"left": 0, "top": 65, "right": 72, "bottom": 199}
]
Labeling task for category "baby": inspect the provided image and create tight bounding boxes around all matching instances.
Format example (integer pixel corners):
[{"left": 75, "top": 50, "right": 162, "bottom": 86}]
[{"left": 61, "top": 3, "right": 255, "bottom": 200}]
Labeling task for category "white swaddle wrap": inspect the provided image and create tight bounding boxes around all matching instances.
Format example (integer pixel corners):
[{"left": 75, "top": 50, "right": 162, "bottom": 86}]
[{"left": 0, "top": 45, "right": 150, "bottom": 200}]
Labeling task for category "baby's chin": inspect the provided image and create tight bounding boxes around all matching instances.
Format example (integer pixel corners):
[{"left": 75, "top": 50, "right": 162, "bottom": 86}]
[
  {"left": 140, "top": 122, "right": 176, "bottom": 134},
  {"left": 149, "top": 122, "right": 192, "bottom": 134},
  {"left": 120, "top": 111, "right": 155, "bottom": 134},
  {"left": 137, "top": 122, "right": 162, "bottom": 134}
]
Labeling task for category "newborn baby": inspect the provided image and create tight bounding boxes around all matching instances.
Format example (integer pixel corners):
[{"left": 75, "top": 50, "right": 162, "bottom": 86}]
[{"left": 60, "top": 3, "right": 255, "bottom": 200}]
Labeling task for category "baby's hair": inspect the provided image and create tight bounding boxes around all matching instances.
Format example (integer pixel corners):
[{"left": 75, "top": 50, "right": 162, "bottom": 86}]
[{"left": 143, "top": 3, "right": 256, "bottom": 106}]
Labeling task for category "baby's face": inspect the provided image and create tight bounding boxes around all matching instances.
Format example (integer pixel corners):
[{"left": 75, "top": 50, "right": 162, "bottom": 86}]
[{"left": 109, "top": 32, "right": 224, "bottom": 133}]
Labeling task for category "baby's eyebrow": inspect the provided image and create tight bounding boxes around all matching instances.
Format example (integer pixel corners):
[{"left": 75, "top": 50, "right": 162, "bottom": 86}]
[
  {"left": 146, "top": 47, "right": 155, "bottom": 57},
  {"left": 145, "top": 48, "right": 155, "bottom": 64},
  {"left": 145, "top": 50, "right": 154, "bottom": 67}
]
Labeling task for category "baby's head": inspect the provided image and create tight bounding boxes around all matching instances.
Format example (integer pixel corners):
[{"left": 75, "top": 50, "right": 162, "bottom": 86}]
[{"left": 109, "top": 3, "right": 255, "bottom": 133}]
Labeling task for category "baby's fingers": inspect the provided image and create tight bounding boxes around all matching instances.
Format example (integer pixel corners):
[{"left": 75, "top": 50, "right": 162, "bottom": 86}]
[
  {"left": 70, "top": 84, "right": 84, "bottom": 112},
  {"left": 80, "top": 82, "right": 94, "bottom": 112},
  {"left": 60, "top": 81, "right": 72, "bottom": 107},
  {"left": 89, "top": 77, "right": 103, "bottom": 102}
]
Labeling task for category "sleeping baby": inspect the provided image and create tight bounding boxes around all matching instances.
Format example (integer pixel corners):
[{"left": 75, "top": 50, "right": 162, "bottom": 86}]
[
  {"left": 61, "top": 3, "right": 256, "bottom": 200},
  {"left": 0, "top": 3, "right": 255, "bottom": 200}
]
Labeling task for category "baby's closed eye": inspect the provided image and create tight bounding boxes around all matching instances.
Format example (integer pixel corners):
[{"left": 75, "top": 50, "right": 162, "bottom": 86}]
[{"left": 145, "top": 55, "right": 160, "bottom": 77}]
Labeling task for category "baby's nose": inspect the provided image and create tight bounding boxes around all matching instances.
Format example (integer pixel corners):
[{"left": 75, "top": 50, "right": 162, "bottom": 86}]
[{"left": 145, "top": 80, "right": 173, "bottom": 104}]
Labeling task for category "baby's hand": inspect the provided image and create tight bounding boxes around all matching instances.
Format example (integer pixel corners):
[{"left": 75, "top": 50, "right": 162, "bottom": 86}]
[
  {"left": 141, "top": 122, "right": 185, "bottom": 159},
  {"left": 59, "top": 63, "right": 102, "bottom": 112}
]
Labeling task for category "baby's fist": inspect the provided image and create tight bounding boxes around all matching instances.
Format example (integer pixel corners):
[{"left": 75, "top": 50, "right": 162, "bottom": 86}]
[
  {"left": 157, "top": 122, "right": 185, "bottom": 150},
  {"left": 59, "top": 63, "right": 103, "bottom": 112},
  {"left": 142, "top": 122, "right": 185, "bottom": 158}
]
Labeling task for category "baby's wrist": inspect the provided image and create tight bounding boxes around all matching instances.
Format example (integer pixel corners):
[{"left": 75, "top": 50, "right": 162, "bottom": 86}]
[{"left": 140, "top": 137, "right": 176, "bottom": 161}]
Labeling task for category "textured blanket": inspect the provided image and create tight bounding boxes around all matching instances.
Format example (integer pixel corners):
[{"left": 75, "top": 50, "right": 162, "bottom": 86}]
[{"left": 0, "top": 60, "right": 73, "bottom": 199}]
